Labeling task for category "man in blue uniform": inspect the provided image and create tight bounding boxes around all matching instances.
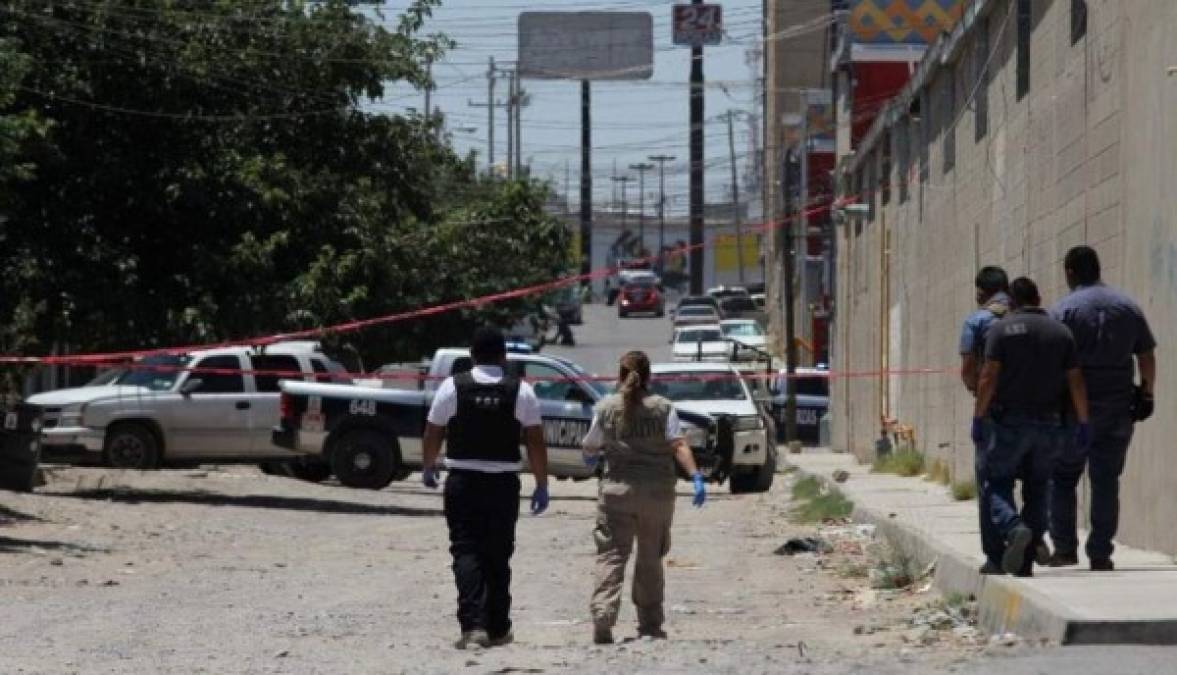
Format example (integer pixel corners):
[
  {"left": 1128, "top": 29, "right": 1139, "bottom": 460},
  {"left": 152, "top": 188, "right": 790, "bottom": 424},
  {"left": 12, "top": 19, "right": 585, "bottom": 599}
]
[
  {"left": 422, "top": 327, "right": 551, "bottom": 649},
  {"left": 1049, "top": 246, "right": 1156, "bottom": 571},
  {"left": 973, "top": 277, "right": 1090, "bottom": 576},
  {"left": 958, "top": 266, "right": 1011, "bottom": 574}
]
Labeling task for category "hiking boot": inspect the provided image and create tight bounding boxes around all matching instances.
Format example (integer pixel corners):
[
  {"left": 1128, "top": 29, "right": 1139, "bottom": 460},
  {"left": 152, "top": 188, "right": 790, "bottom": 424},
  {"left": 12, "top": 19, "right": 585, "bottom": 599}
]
[
  {"left": 1035, "top": 541, "right": 1052, "bottom": 566},
  {"left": 1090, "top": 558, "right": 1115, "bottom": 571},
  {"left": 979, "top": 561, "right": 1005, "bottom": 575},
  {"left": 487, "top": 630, "right": 514, "bottom": 648},
  {"left": 1047, "top": 552, "right": 1079, "bottom": 567},
  {"left": 593, "top": 625, "right": 614, "bottom": 645},
  {"left": 1002, "top": 525, "right": 1033, "bottom": 576},
  {"left": 454, "top": 629, "right": 490, "bottom": 650}
]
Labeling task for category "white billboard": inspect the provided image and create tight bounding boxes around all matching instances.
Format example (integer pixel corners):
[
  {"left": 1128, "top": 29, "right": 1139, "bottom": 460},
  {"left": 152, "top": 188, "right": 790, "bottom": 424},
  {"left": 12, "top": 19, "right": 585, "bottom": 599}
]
[{"left": 518, "top": 12, "right": 654, "bottom": 81}]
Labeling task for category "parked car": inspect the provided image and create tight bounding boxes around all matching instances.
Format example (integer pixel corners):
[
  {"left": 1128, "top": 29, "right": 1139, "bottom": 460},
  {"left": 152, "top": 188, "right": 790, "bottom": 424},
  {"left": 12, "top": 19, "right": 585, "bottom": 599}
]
[
  {"left": 707, "top": 285, "right": 749, "bottom": 300},
  {"left": 770, "top": 367, "right": 830, "bottom": 445},
  {"left": 672, "top": 325, "right": 732, "bottom": 362},
  {"left": 273, "top": 349, "right": 727, "bottom": 489},
  {"left": 751, "top": 293, "right": 766, "bottom": 309},
  {"left": 25, "top": 342, "right": 347, "bottom": 476},
  {"left": 720, "top": 319, "right": 768, "bottom": 359},
  {"left": 672, "top": 304, "right": 722, "bottom": 328},
  {"left": 672, "top": 294, "right": 722, "bottom": 319},
  {"left": 618, "top": 279, "right": 665, "bottom": 318},
  {"left": 649, "top": 363, "right": 776, "bottom": 493}
]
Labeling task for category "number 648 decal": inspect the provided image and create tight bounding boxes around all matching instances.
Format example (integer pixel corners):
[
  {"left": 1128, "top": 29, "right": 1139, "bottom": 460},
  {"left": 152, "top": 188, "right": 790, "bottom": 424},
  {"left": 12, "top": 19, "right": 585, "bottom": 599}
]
[{"left": 349, "top": 400, "right": 377, "bottom": 416}]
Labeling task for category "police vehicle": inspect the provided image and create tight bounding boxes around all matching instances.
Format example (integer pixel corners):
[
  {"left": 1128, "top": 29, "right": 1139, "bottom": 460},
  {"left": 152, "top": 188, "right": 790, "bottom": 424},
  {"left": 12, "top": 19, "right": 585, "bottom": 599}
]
[{"left": 272, "top": 349, "right": 727, "bottom": 490}]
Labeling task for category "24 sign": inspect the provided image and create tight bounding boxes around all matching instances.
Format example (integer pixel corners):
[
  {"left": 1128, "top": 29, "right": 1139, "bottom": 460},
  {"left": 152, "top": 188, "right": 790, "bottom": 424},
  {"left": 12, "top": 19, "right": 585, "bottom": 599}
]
[{"left": 673, "top": 4, "right": 723, "bottom": 47}]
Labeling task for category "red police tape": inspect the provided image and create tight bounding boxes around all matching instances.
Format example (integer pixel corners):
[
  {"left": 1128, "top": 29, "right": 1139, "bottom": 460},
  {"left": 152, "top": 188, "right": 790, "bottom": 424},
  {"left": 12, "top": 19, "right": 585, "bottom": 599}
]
[{"left": 0, "top": 196, "right": 850, "bottom": 368}]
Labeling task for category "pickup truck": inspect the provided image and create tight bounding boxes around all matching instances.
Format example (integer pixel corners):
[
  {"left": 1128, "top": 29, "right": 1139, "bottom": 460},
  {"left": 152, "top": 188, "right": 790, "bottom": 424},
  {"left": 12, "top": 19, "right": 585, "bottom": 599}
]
[
  {"left": 272, "top": 349, "right": 729, "bottom": 490},
  {"left": 25, "top": 341, "right": 348, "bottom": 478}
]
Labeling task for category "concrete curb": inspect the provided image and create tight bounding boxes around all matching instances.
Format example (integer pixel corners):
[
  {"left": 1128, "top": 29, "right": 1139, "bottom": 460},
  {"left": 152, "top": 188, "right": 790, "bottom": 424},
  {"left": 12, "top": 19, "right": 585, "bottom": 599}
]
[{"left": 790, "top": 462, "right": 1177, "bottom": 645}]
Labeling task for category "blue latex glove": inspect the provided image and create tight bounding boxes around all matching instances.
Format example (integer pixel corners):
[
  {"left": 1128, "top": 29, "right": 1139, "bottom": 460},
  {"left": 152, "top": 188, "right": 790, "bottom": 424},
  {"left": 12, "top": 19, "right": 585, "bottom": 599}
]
[
  {"left": 422, "top": 464, "right": 440, "bottom": 489},
  {"left": 970, "top": 417, "right": 985, "bottom": 445},
  {"left": 531, "top": 484, "right": 550, "bottom": 515},
  {"left": 582, "top": 449, "right": 600, "bottom": 468},
  {"left": 1075, "top": 422, "right": 1092, "bottom": 450},
  {"left": 691, "top": 472, "right": 706, "bottom": 508}
]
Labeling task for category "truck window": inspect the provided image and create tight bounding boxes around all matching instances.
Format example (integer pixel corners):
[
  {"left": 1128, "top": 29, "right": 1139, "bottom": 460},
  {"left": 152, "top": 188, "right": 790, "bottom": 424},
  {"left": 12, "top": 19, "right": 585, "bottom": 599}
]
[
  {"left": 525, "top": 363, "right": 576, "bottom": 402},
  {"left": 250, "top": 355, "right": 301, "bottom": 393},
  {"left": 190, "top": 356, "right": 245, "bottom": 394}
]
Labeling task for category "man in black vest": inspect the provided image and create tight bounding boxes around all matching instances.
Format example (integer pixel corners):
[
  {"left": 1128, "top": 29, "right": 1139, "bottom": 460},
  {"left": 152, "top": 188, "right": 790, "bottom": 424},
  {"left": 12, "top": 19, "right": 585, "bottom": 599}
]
[{"left": 422, "top": 327, "right": 550, "bottom": 650}]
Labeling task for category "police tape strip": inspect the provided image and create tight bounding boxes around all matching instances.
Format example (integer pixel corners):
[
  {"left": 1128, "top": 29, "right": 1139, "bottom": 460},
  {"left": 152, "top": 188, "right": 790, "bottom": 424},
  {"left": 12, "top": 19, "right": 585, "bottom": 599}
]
[{"left": 0, "top": 195, "right": 847, "bottom": 366}]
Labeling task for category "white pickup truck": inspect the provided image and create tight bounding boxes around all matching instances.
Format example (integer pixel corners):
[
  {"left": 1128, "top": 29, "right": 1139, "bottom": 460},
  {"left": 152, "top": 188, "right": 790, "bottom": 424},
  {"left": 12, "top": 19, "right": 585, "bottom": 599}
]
[
  {"left": 272, "top": 348, "right": 726, "bottom": 490},
  {"left": 26, "top": 341, "right": 348, "bottom": 477}
]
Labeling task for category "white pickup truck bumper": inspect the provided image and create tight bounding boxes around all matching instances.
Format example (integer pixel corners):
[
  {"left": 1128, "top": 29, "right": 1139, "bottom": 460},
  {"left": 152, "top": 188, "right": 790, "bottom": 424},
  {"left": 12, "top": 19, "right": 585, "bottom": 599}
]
[{"left": 40, "top": 426, "right": 105, "bottom": 453}]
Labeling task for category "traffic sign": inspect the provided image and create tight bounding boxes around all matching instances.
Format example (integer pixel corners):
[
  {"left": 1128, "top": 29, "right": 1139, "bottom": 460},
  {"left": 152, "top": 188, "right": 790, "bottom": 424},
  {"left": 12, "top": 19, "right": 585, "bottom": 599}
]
[{"left": 673, "top": 4, "right": 723, "bottom": 47}]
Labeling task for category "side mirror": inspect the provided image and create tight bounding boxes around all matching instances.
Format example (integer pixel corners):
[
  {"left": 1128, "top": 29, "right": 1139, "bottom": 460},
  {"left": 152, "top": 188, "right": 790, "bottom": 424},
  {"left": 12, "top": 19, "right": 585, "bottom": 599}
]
[{"left": 180, "top": 378, "right": 203, "bottom": 396}]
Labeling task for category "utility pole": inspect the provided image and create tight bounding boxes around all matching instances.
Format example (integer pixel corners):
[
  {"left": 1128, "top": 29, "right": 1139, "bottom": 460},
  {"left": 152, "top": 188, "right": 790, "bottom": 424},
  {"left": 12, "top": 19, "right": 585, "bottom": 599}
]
[
  {"left": 724, "top": 111, "right": 745, "bottom": 283},
  {"left": 629, "top": 162, "right": 654, "bottom": 256},
  {"left": 648, "top": 154, "right": 676, "bottom": 267},
  {"left": 506, "top": 69, "right": 515, "bottom": 179},
  {"left": 688, "top": 0, "right": 706, "bottom": 294},
  {"left": 782, "top": 148, "right": 800, "bottom": 443},
  {"left": 579, "top": 80, "right": 592, "bottom": 290},
  {"left": 564, "top": 158, "right": 571, "bottom": 215},
  {"left": 514, "top": 74, "right": 524, "bottom": 178},
  {"left": 467, "top": 56, "right": 507, "bottom": 175},
  {"left": 612, "top": 175, "right": 633, "bottom": 232},
  {"left": 424, "top": 58, "right": 433, "bottom": 128}
]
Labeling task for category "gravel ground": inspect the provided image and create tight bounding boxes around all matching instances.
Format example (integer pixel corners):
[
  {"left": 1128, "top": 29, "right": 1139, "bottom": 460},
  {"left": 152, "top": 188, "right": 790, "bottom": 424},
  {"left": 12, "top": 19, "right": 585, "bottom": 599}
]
[{"left": 0, "top": 464, "right": 1012, "bottom": 674}]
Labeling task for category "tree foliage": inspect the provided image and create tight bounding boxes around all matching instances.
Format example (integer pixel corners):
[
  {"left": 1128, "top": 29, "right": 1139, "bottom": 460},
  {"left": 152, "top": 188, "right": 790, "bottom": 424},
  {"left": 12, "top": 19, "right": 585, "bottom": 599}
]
[{"left": 0, "top": 0, "right": 569, "bottom": 367}]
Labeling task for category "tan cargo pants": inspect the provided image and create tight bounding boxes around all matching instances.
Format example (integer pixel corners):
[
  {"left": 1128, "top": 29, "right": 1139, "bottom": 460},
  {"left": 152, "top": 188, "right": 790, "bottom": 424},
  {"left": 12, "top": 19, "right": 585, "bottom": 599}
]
[{"left": 590, "top": 482, "right": 676, "bottom": 631}]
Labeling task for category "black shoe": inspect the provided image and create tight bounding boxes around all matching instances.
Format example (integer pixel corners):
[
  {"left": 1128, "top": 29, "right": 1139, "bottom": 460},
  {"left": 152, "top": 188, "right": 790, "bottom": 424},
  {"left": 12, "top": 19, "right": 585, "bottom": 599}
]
[
  {"left": 1002, "top": 525, "right": 1033, "bottom": 576},
  {"left": 1090, "top": 558, "right": 1115, "bottom": 571},
  {"left": 1035, "top": 541, "right": 1052, "bottom": 566},
  {"left": 979, "top": 561, "right": 1005, "bottom": 575},
  {"left": 1047, "top": 552, "right": 1079, "bottom": 567}
]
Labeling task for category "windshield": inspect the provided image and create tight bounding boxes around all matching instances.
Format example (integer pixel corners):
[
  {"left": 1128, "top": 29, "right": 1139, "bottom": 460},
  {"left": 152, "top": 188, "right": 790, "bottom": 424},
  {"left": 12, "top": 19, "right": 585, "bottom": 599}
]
[
  {"left": 651, "top": 371, "right": 747, "bottom": 401},
  {"left": 106, "top": 355, "right": 192, "bottom": 391},
  {"left": 722, "top": 323, "right": 763, "bottom": 337},
  {"left": 678, "top": 306, "right": 715, "bottom": 317},
  {"left": 677, "top": 329, "right": 723, "bottom": 343},
  {"left": 555, "top": 358, "right": 610, "bottom": 398},
  {"left": 721, "top": 297, "right": 757, "bottom": 312},
  {"left": 780, "top": 373, "right": 830, "bottom": 397}
]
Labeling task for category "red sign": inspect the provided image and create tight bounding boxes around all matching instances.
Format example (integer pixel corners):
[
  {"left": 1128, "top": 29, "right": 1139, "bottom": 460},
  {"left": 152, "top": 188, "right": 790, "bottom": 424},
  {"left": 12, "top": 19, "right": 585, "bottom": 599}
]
[{"left": 673, "top": 4, "right": 723, "bottom": 47}]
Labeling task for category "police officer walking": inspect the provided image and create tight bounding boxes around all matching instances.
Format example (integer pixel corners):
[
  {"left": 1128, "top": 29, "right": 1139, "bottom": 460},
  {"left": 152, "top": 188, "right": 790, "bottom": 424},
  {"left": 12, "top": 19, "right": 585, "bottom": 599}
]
[
  {"left": 1048, "top": 246, "right": 1156, "bottom": 571},
  {"left": 958, "top": 266, "right": 1011, "bottom": 574},
  {"left": 582, "top": 351, "right": 706, "bottom": 645},
  {"left": 973, "top": 278, "right": 1090, "bottom": 576},
  {"left": 422, "top": 327, "right": 551, "bottom": 650}
]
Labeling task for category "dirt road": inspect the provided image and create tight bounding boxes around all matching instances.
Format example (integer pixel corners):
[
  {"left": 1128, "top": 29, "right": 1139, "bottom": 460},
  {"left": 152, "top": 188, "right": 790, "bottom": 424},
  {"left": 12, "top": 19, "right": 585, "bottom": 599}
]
[{"left": 0, "top": 464, "right": 1002, "bottom": 675}]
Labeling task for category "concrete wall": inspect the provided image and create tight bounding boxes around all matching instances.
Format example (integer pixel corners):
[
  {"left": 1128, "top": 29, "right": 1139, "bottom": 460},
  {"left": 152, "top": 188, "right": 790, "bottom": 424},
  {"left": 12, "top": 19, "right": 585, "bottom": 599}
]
[{"left": 833, "top": 0, "right": 1177, "bottom": 554}]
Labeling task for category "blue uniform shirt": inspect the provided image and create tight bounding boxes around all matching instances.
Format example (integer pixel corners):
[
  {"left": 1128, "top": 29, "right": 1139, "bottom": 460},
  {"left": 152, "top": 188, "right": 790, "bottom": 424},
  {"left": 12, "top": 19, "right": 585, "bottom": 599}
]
[
  {"left": 1050, "top": 283, "right": 1156, "bottom": 408},
  {"left": 959, "top": 291, "right": 1011, "bottom": 358}
]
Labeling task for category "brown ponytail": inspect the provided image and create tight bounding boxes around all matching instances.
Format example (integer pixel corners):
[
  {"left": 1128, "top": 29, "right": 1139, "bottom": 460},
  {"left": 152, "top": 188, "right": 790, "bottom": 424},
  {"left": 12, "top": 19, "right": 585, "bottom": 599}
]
[{"left": 617, "top": 351, "right": 651, "bottom": 424}]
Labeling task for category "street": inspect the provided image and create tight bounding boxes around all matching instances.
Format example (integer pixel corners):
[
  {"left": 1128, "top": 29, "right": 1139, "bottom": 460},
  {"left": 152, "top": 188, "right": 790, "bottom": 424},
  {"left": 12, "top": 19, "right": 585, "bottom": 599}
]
[{"left": 0, "top": 304, "right": 1170, "bottom": 673}]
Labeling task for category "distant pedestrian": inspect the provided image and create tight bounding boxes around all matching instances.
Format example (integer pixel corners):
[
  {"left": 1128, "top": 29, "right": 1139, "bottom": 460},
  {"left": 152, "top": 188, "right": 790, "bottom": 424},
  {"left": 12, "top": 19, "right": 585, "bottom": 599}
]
[
  {"left": 422, "top": 327, "right": 551, "bottom": 650},
  {"left": 582, "top": 351, "right": 706, "bottom": 644},
  {"left": 1048, "top": 246, "right": 1156, "bottom": 571},
  {"left": 957, "top": 266, "right": 1012, "bottom": 574},
  {"left": 973, "top": 277, "right": 1090, "bottom": 576}
]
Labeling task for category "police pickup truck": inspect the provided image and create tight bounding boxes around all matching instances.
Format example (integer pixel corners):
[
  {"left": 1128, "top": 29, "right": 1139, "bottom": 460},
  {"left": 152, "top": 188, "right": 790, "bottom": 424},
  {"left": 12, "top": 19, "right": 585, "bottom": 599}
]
[{"left": 272, "top": 349, "right": 728, "bottom": 490}]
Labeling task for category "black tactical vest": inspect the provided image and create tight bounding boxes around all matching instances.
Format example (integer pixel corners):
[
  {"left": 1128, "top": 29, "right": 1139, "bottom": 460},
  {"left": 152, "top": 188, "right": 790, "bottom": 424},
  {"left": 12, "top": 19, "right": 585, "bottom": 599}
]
[{"left": 446, "top": 372, "right": 523, "bottom": 463}]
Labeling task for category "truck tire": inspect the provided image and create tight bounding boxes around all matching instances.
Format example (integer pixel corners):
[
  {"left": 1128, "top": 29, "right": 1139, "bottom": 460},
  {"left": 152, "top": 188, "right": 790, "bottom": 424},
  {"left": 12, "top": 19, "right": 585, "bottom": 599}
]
[
  {"left": 104, "top": 423, "right": 161, "bottom": 470},
  {"left": 730, "top": 451, "right": 775, "bottom": 494},
  {"left": 330, "top": 429, "right": 398, "bottom": 490}
]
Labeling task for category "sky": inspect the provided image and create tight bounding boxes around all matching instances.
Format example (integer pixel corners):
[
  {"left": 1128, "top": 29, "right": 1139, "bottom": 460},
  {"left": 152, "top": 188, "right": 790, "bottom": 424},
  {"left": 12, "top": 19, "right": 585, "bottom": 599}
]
[{"left": 376, "top": 0, "right": 767, "bottom": 218}]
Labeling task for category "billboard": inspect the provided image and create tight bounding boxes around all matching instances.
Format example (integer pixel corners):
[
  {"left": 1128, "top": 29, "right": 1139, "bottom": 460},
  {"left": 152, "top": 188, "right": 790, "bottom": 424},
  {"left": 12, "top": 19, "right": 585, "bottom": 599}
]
[
  {"left": 848, "top": 0, "right": 963, "bottom": 45},
  {"left": 518, "top": 12, "right": 654, "bottom": 81}
]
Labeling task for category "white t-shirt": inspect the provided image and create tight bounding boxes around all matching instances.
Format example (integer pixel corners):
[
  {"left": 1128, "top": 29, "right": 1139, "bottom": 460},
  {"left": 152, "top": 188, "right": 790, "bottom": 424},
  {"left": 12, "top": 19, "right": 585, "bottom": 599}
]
[
  {"left": 581, "top": 407, "right": 684, "bottom": 451},
  {"left": 427, "top": 365, "right": 542, "bottom": 473}
]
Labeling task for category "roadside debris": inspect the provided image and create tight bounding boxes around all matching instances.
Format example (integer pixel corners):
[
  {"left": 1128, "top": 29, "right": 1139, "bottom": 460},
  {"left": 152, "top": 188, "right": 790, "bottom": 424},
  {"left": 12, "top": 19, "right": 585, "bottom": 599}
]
[
  {"left": 775, "top": 537, "right": 832, "bottom": 556},
  {"left": 832, "top": 470, "right": 850, "bottom": 483}
]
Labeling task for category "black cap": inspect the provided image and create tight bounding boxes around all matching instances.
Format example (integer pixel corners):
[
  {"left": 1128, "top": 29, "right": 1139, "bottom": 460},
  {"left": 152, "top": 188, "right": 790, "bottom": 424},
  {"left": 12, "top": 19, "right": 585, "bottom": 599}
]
[{"left": 470, "top": 326, "right": 507, "bottom": 363}]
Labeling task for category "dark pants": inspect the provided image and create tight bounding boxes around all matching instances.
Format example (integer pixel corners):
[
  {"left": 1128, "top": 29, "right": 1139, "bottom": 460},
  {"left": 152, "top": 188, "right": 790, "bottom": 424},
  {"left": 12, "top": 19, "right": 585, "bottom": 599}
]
[
  {"left": 979, "top": 414, "right": 1064, "bottom": 570},
  {"left": 1050, "top": 409, "right": 1134, "bottom": 561},
  {"left": 444, "top": 470, "right": 521, "bottom": 638},
  {"left": 974, "top": 433, "right": 1005, "bottom": 567}
]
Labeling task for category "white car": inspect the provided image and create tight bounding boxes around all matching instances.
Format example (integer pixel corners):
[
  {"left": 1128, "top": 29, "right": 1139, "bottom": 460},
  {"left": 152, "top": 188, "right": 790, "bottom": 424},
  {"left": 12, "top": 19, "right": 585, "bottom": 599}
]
[
  {"left": 672, "top": 325, "right": 732, "bottom": 362},
  {"left": 672, "top": 304, "right": 722, "bottom": 327},
  {"left": 720, "top": 319, "right": 768, "bottom": 360},
  {"left": 649, "top": 363, "right": 775, "bottom": 494},
  {"left": 27, "top": 342, "right": 347, "bottom": 473}
]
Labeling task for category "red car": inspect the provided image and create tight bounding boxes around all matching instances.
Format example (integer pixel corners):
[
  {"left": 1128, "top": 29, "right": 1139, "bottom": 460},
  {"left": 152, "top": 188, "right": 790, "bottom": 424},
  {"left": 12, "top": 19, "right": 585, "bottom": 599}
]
[{"left": 618, "top": 281, "right": 665, "bottom": 318}]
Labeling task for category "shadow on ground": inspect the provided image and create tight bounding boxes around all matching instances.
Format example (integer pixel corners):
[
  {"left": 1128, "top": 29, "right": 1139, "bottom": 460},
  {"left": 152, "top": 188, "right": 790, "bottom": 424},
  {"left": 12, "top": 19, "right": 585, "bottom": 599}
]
[
  {"left": 0, "top": 535, "right": 107, "bottom": 555},
  {"left": 53, "top": 489, "right": 444, "bottom": 517},
  {"left": 0, "top": 503, "right": 42, "bottom": 526}
]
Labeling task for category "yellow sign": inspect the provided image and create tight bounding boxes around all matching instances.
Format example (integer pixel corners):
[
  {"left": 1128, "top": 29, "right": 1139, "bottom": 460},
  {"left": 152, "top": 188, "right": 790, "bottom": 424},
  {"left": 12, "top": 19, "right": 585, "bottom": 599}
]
[{"left": 713, "top": 233, "right": 760, "bottom": 273}]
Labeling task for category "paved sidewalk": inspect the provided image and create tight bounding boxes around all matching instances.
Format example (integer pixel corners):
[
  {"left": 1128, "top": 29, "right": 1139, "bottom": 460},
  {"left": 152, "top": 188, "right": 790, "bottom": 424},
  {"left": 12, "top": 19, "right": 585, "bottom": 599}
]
[{"left": 788, "top": 451, "right": 1177, "bottom": 645}]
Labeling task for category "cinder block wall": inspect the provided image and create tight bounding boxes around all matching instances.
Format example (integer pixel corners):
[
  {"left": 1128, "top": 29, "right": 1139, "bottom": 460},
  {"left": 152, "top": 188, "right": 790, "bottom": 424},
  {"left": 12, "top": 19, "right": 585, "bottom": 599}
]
[{"left": 834, "top": 0, "right": 1177, "bottom": 554}]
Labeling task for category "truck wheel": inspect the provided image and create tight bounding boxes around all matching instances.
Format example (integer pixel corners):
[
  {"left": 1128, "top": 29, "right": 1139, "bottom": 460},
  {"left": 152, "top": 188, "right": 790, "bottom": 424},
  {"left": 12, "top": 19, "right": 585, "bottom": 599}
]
[
  {"left": 330, "top": 429, "right": 398, "bottom": 490},
  {"left": 730, "top": 452, "right": 775, "bottom": 494},
  {"left": 104, "top": 423, "right": 161, "bottom": 470}
]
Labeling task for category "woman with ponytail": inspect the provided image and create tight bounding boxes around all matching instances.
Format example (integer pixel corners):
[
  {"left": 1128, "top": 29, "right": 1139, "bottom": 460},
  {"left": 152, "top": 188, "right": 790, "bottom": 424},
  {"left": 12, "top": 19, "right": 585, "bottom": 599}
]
[{"left": 581, "top": 350, "right": 706, "bottom": 645}]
